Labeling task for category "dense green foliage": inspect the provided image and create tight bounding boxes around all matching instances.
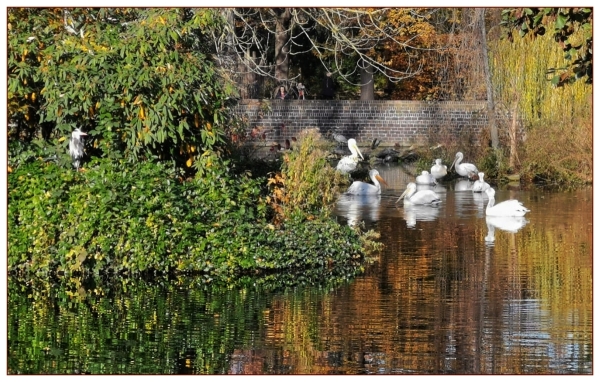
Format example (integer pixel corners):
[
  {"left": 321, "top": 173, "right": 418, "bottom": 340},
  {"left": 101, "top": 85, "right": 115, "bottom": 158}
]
[
  {"left": 8, "top": 157, "right": 373, "bottom": 282},
  {"left": 8, "top": 8, "right": 238, "bottom": 170}
]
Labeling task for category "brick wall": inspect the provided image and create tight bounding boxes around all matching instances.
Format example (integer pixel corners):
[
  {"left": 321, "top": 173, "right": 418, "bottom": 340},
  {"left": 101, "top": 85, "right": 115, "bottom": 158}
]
[{"left": 233, "top": 99, "right": 493, "bottom": 147}]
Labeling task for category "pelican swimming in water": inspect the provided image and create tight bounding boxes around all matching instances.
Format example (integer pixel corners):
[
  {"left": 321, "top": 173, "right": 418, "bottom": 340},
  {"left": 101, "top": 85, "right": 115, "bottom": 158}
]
[
  {"left": 396, "top": 182, "right": 442, "bottom": 205},
  {"left": 450, "top": 152, "right": 478, "bottom": 179},
  {"left": 336, "top": 138, "right": 364, "bottom": 174},
  {"left": 346, "top": 168, "right": 388, "bottom": 195},
  {"left": 485, "top": 188, "right": 530, "bottom": 217},
  {"left": 472, "top": 172, "right": 491, "bottom": 193},
  {"left": 415, "top": 170, "right": 437, "bottom": 185},
  {"left": 430, "top": 158, "right": 447, "bottom": 179}
]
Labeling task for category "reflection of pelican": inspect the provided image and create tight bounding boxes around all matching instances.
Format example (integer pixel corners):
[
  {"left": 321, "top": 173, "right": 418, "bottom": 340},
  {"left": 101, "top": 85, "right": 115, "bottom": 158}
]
[
  {"left": 336, "top": 138, "right": 364, "bottom": 174},
  {"left": 485, "top": 215, "right": 529, "bottom": 244},
  {"left": 472, "top": 191, "right": 487, "bottom": 217},
  {"left": 397, "top": 182, "right": 441, "bottom": 205},
  {"left": 485, "top": 222, "right": 496, "bottom": 244},
  {"left": 346, "top": 169, "right": 387, "bottom": 195},
  {"left": 430, "top": 158, "right": 447, "bottom": 179},
  {"left": 486, "top": 215, "right": 528, "bottom": 233},
  {"left": 403, "top": 204, "right": 441, "bottom": 228},
  {"left": 449, "top": 152, "right": 478, "bottom": 179},
  {"left": 416, "top": 170, "right": 437, "bottom": 185},
  {"left": 454, "top": 179, "right": 474, "bottom": 191},
  {"left": 472, "top": 172, "right": 491, "bottom": 193},
  {"left": 336, "top": 194, "right": 381, "bottom": 226},
  {"left": 485, "top": 188, "right": 530, "bottom": 217}
]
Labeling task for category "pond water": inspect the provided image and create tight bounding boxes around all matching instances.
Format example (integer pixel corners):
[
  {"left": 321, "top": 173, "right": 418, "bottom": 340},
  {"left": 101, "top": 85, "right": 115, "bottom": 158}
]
[{"left": 7, "top": 164, "right": 593, "bottom": 375}]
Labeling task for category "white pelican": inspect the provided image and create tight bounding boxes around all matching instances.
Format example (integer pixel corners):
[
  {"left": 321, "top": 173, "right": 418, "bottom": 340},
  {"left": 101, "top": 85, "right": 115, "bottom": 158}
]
[
  {"left": 472, "top": 172, "right": 491, "bottom": 193},
  {"left": 346, "top": 169, "right": 388, "bottom": 195},
  {"left": 449, "top": 152, "right": 478, "bottom": 179},
  {"left": 430, "top": 158, "right": 447, "bottom": 179},
  {"left": 396, "top": 182, "right": 441, "bottom": 205},
  {"left": 485, "top": 188, "right": 530, "bottom": 217},
  {"left": 415, "top": 170, "right": 437, "bottom": 185},
  {"left": 69, "top": 128, "right": 87, "bottom": 170},
  {"left": 336, "top": 138, "right": 364, "bottom": 174}
]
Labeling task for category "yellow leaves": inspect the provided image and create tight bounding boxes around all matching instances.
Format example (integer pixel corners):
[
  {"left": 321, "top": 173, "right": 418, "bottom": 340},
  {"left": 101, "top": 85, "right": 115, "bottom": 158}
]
[
  {"left": 58, "top": 136, "right": 66, "bottom": 142},
  {"left": 194, "top": 113, "right": 200, "bottom": 128},
  {"left": 206, "top": 122, "right": 212, "bottom": 131},
  {"left": 31, "top": 92, "right": 36, "bottom": 102},
  {"left": 186, "top": 157, "right": 193, "bottom": 167},
  {"left": 139, "top": 106, "right": 145, "bottom": 120},
  {"left": 8, "top": 166, "right": 12, "bottom": 173}
]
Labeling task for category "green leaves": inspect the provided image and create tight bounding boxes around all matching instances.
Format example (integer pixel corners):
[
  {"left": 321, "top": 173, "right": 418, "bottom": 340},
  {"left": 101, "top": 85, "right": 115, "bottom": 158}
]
[
  {"left": 8, "top": 7, "right": 238, "bottom": 170},
  {"left": 501, "top": 7, "right": 593, "bottom": 84},
  {"left": 8, "top": 157, "right": 370, "bottom": 283}
]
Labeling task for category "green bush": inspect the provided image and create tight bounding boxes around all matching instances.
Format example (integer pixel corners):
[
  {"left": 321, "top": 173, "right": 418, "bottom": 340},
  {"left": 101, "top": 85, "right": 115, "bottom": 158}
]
[
  {"left": 8, "top": 8, "right": 237, "bottom": 169},
  {"left": 8, "top": 157, "right": 372, "bottom": 283}
]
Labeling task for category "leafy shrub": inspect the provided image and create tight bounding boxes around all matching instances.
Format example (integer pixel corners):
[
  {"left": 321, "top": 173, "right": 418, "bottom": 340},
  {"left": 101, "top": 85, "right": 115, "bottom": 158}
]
[
  {"left": 8, "top": 8, "right": 237, "bottom": 169},
  {"left": 267, "top": 129, "right": 349, "bottom": 224},
  {"left": 8, "top": 157, "right": 372, "bottom": 283}
]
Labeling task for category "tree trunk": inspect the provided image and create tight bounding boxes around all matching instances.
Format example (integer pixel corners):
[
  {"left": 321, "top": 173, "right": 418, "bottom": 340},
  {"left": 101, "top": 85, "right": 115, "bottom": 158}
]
[
  {"left": 477, "top": 8, "right": 499, "bottom": 149},
  {"left": 360, "top": 59, "right": 374, "bottom": 100},
  {"left": 274, "top": 8, "right": 291, "bottom": 81}
]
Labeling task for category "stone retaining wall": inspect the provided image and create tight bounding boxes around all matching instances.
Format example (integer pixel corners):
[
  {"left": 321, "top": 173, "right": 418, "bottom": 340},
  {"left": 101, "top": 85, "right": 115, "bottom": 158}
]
[{"left": 233, "top": 99, "right": 500, "bottom": 147}]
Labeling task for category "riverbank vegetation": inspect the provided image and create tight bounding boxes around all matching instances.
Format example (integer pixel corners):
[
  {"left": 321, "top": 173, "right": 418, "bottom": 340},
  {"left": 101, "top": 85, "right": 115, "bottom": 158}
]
[
  {"left": 7, "top": 7, "right": 591, "bottom": 286},
  {"left": 8, "top": 130, "right": 380, "bottom": 285}
]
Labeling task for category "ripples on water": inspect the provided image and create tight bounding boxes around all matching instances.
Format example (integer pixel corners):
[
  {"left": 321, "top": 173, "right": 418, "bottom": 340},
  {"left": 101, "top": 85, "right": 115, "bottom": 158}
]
[{"left": 7, "top": 164, "right": 593, "bottom": 375}]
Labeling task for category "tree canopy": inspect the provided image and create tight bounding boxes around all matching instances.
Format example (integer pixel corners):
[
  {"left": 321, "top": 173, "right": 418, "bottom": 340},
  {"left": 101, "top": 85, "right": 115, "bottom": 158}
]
[
  {"left": 501, "top": 7, "right": 592, "bottom": 85},
  {"left": 8, "top": 7, "right": 238, "bottom": 171}
]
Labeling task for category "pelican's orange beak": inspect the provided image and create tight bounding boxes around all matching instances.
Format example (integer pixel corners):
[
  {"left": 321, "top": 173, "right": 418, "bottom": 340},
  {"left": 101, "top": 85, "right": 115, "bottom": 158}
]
[{"left": 376, "top": 174, "right": 388, "bottom": 186}]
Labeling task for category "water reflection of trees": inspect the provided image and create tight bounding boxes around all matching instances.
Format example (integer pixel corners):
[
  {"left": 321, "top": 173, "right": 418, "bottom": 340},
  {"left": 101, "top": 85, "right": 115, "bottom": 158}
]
[
  {"left": 255, "top": 190, "right": 592, "bottom": 374},
  {"left": 8, "top": 191, "right": 592, "bottom": 375}
]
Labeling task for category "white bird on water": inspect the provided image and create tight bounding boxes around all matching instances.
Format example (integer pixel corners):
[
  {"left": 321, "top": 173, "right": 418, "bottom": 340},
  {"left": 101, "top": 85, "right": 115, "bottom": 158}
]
[
  {"left": 472, "top": 172, "right": 491, "bottom": 193},
  {"left": 485, "top": 188, "right": 530, "bottom": 217},
  {"left": 69, "top": 128, "right": 87, "bottom": 170},
  {"left": 430, "top": 158, "right": 447, "bottom": 179},
  {"left": 415, "top": 170, "right": 437, "bottom": 185},
  {"left": 336, "top": 138, "right": 364, "bottom": 174},
  {"left": 396, "top": 182, "right": 441, "bottom": 205},
  {"left": 449, "top": 152, "right": 478, "bottom": 179},
  {"left": 346, "top": 169, "right": 388, "bottom": 195}
]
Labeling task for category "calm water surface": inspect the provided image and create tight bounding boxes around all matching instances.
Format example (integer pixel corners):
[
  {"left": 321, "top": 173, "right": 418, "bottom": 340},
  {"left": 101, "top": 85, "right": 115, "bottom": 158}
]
[{"left": 8, "top": 164, "right": 593, "bottom": 374}]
